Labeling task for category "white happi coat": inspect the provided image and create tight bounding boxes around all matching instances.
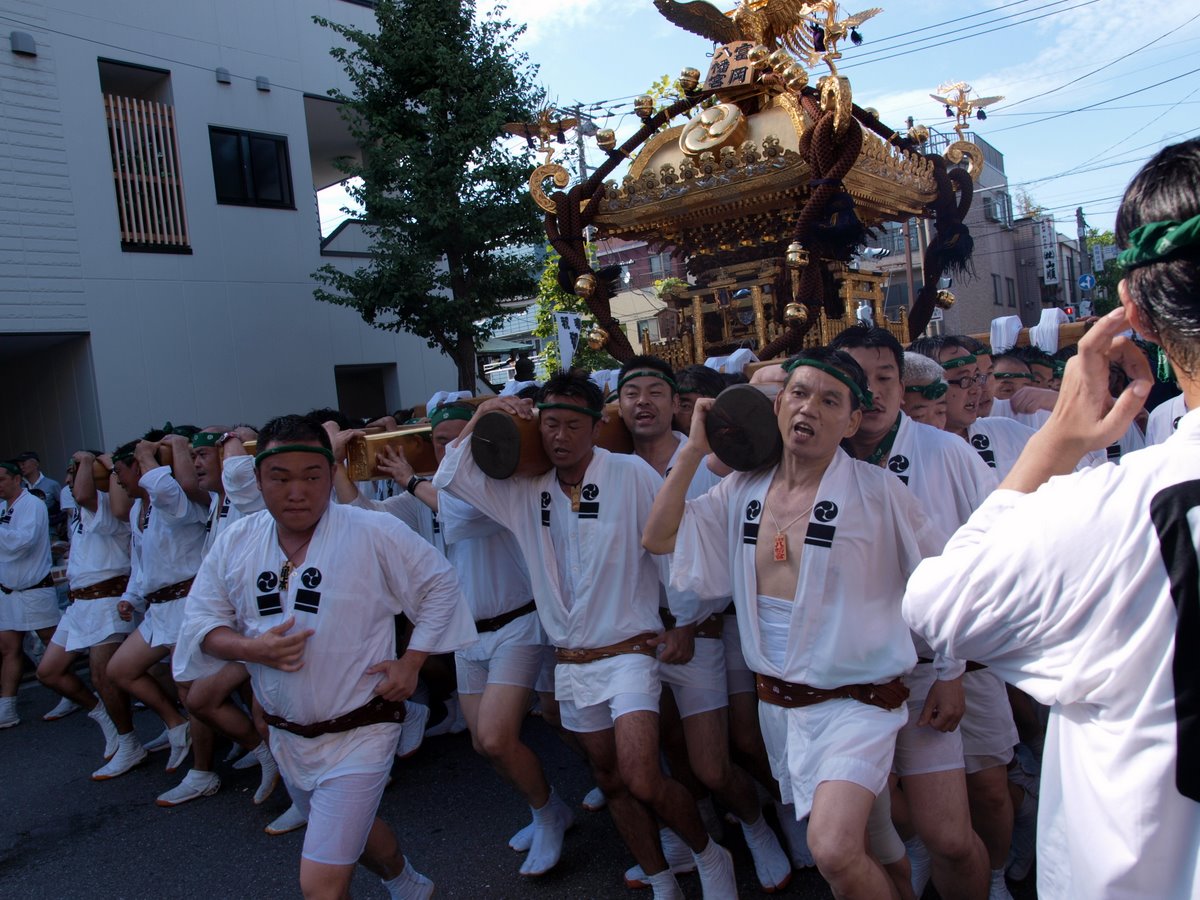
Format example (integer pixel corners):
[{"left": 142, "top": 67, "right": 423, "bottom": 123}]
[
  {"left": 1146, "top": 393, "right": 1188, "bottom": 446},
  {"left": 221, "top": 456, "right": 267, "bottom": 515},
  {"left": 904, "top": 408, "right": 1200, "bottom": 900},
  {"left": 354, "top": 491, "right": 443, "bottom": 553},
  {"left": 60, "top": 492, "right": 133, "bottom": 650},
  {"left": 435, "top": 441, "right": 672, "bottom": 709},
  {"left": 672, "top": 449, "right": 932, "bottom": 689},
  {"left": 967, "top": 416, "right": 1037, "bottom": 480},
  {"left": 1104, "top": 419, "right": 1147, "bottom": 464},
  {"left": 127, "top": 467, "right": 208, "bottom": 646},
  {"left": 176, "top": 502, "right": 475, "bottom": 790},
  {"left": 989, "top": 397, "right": 1051, "bottom": 430},
  {"left": 0, "top": 489, "right": 60, "bottom": 632}
]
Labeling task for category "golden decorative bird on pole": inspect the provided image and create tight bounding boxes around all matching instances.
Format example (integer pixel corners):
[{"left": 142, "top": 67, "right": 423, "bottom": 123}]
[{"left": 929, "top": 81, "right": 1004, "bottom": 141}]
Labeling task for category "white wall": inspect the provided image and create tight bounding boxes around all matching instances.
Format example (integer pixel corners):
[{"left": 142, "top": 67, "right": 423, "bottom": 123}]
[{"left": 0, "top": 0, "right": 457, "bottom": 465}]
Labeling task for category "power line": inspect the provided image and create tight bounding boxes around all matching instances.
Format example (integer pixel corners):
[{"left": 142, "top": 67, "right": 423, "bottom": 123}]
[{"left": 990, "top": 64, "right": 1200, "bottom": 133}]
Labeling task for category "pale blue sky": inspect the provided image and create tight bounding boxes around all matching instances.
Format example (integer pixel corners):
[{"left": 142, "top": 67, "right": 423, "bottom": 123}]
[{"left": 321, "top": 0, "right": 1200, "bottom": 238}]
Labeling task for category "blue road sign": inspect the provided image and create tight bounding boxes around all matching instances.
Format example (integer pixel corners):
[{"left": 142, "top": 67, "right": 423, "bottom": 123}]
[{"left": 1078, "top": 273, "right": 1097, "bottom": 291}]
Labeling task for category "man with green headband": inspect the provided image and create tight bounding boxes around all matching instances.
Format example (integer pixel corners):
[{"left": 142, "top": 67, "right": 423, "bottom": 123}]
[
  {"left": 102, "top": 427, "right": 209, "bottom": 789},
  {"left": 901, "top": 352, "right": 949, "bottom": 429},
  {"left": 645, "top": 347, "right": 939, "bottom": 900},
  {"left": 331, "top": 402, "right": 574, "bottom": 878},
  {"left": 177, "top": 413, "right": 474, "bottom": 900},
  {"left": 171, "top": 427, "right": 282, "bottom": 810},
  {"left": 434, "top": 371, "right": 739, "bottom": 900},
  {"left": 827, "top": 327, "right": 994, "bottom": 900},
  {"left": 33, "top": 449, "right": 129, "bottom": 758},
  {"left": 615, "top": 355, "right": 793, "bottom": 893},
  {"left": 0, "top": 459, "right": 63, "bottom": 729}
]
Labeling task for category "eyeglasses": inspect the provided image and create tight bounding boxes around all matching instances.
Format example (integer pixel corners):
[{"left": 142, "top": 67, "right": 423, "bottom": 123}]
[{"left": 947, "top": 372, "right": 988, "bottom": 390}]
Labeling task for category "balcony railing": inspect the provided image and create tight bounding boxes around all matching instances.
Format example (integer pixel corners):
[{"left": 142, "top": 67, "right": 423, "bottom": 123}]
[{"left": 104, "top": 94, "right": 190, "bottom": 251}]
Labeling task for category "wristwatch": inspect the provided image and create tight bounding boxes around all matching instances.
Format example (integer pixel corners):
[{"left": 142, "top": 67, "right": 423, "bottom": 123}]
[{"left": 406, "top": 475, "right": 429, "bottom": 495}]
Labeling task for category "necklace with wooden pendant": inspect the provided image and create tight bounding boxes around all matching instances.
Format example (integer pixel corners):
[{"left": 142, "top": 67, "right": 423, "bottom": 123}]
[
  {"left": 277, "top": 531, "right": 314, "bottom": 590},
  {"left": 558, "top": 476, "right": 584, "bottom": 512},
  {"left": 765, "top": 498, "right": 816, "bottom": 563}
]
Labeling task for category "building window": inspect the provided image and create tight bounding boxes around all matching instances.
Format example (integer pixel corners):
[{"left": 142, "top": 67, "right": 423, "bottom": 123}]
[
  {"left": 647, "top": 252, "right": 672, "bottom": 277},
  {"left": 636, "top": 318, "right": 660, "bottom": 343},
  {"left": 100, "top": 60, "right": 190, "bottom": 252},
  {"left": 1006, "top": 277, "right": 1017, "bottom": 307},
  {"left": 993, "top": 274, "right": 1003, "bottom": 305},
  {"left": 209, "top": 127, "right": 295, "bottom": 209}
]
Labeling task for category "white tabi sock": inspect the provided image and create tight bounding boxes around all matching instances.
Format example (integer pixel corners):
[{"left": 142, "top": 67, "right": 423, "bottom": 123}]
[
  {"left": 88, "top": 703, "right": 120, "bottom": 758},
  {"left": 692, "top": 838, "right": 737, "bottom": 897},
  {"left": 905, "top": 835, "right": 931, "bottom": 897},
  {"left": 645, "top": 868, "right": 685, "bottom": 900},
  {"left": 988, "top": 866, "right": 1014, "bottom": 900},
  {"left": 739, "top": 813, "right": 792, "bottom": 891},
  {"left": 382, "top": 857, "right": 433, "bottom": 900},
  {"left": 519, "top": 790, "right": 572, "bottom": 876}
]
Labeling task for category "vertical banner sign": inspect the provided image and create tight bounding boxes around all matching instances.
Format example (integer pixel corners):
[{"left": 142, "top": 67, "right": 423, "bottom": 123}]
[
  {"left": 1038, "top": 217, "right": 1059, "bottom": 285},
  {"left": 1092, "top": 241, "right": 1105, "bottom": 274},
  {"left": 555, "top": 312, "right": 583, "bottom": 371}
]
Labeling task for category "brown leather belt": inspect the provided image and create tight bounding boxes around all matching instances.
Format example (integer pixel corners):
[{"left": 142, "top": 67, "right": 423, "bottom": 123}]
[
  {"left": 916, "top": 657, "right": 987, "bottom": 672},
  {"left": 264, "top": 694, "right": 408, "bottom": 738},
  {"left": 0, "top": 572, "right": 54, "bottom": 594},
  {"left": 659, "top": 609, "right": 724, "bottom": 640},
  {"left": 555, "top": 632, "right": 658, "bottom": 664},
  {"left": 145, "top": 577, "right": 194, "bottom": 605},
  {"left": 68, "top": 573, "right": 130, "bottom": 602},
  {"left": 475, "top": 599, "right": 536, "bottom": 634},
  {"left": 756, "top": 673, "right": 910, "bottom": 711}
]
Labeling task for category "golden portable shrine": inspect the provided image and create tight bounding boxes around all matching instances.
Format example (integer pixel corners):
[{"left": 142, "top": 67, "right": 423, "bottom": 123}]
[{"left": 514, "top": 0, "right": 1002, "bottom": 367}]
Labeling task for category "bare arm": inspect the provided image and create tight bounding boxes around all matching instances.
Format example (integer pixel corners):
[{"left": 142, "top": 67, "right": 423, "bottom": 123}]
[
  {"left": 643, "top": 398, "right": 714, "bottom": 554},
  {"left": 71, "top": 451, "right": 100, "bottom": 513},
  {"left": 163, "top": 434, "right": 208, "bottom": 505},
  {"left": 202, "top": 617, "right": 314, "bottom": 672},
  {"left": 375, "top": 445, "right": 438, "bottom": 512}
]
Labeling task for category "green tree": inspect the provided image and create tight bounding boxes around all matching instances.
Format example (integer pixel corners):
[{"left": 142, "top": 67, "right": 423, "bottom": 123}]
[
  {"left": 312, "top": 0, "right": 544, "bottom": 391},
  {"left": 1085, "top": 228, "right": 1122, "bottom": 315},
  {"left": 533, "top": 248, "right": 620, "bottom": 373}
]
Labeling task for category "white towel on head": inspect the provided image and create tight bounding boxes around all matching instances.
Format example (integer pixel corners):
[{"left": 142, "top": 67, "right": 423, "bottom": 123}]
[
  {"left": 499, "top": 379, "right": 538, "bottom": 397},
  {"left": 724, "top": 348, "right": 760, "bottom": 375},
  {"left": 989, "top": 316, "right": 1023, "bottom": 354},
  {"left": 704, "top": 355, "right": 730, "bottom": 373},
  {"left": 1030, "top": 308, "right": 1070, "bottom": 354},
  {"left": 589, "top": 369, "right": 619, "bottom": 395},
  {"left": 426, "top": 390, "right": 472, "bottom": 412}
]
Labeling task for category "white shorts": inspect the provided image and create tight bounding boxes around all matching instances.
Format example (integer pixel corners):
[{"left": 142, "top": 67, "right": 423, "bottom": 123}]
[
  {"left": 534, "top": 645, "right": 556, "bottom": 694},
  {"left": 456, "top": 636, "right": 545, "bottom": 696},
  {"left": 659, "top": 636, "right": 728, "bottom": 718},
  {"left": 894, "top": 664, "right": 966, "bottom": 777},
  {"left": 0, "top": 586, "right": 60, "bottom": 632},
  {"left": 51, "top": 596, "right": 135, "bottom": 652},
  {"left": 139, "top": 596, "right": 186, "bottom": 649},
  {"left": 287, "top": 768, "right": 391, "bottom": 866},
  {"left": 760, "top": 697, "right": 906, "bottom": 820},
  {"left": 555, "top": 644, "right": 661, "bottom": 733},
  {"left": 960, "top": 670, "right": 1017, "bottom": 774},
  {"left": 722, "top": 613, "right": 756, "bottom": 695}
]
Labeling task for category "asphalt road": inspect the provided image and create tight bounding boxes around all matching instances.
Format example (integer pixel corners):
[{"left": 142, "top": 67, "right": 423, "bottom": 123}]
[{"left": 0, "top": 679, "right": 1039, "bottom": 899}]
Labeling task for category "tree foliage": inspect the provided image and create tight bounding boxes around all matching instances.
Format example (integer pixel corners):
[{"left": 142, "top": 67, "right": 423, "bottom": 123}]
[
  {"left": 533, "top": 247, "right": 619, "bottom": 373},
  {"left": 1086, "top": 228, "right": 1122, "bottom": 315},
  {"left": 312, "top": 0, "right": 545, "bottom": 391}
]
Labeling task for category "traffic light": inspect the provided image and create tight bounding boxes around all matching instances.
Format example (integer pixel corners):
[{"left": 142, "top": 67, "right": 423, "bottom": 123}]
[{"left": 1064, "top": 305, "right": 1075, "bottom": 321}]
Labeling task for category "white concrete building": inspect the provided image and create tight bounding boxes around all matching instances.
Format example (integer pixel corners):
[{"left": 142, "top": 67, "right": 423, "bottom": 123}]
[{"left": 0, "top": 0, "right": 455, "bottom": 471}]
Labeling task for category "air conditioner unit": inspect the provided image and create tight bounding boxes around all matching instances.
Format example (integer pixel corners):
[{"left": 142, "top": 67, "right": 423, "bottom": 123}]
[{"left": 983, "top": 196, "right": 1001, "bottom": 223}]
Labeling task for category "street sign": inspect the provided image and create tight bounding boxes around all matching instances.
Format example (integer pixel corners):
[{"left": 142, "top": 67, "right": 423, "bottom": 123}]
[
  {"left": 1078, "top": 273, "right": 1097, "bottom": 291},
  {"left": 930, "top": 307, "right": 943, "bottom": 321}
]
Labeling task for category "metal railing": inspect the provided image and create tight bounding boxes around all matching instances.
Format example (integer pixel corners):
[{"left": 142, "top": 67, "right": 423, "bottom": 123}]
[{"left": 104, "top": 94, "right": 190, "bottom": 250}]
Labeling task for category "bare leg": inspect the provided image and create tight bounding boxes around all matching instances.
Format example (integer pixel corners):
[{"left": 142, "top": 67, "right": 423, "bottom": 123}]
[
  {"left": 37, "top": 642, "right": 98, "bottom": 709},
  {"left": 967, "top": 765, "right": 1014, "bottom": 870},
  {"left": 186, "top": 662, "right": 261, "bottom": 749},
  {"left": 107, "top": 630, "right": 186, "bottom": 729},
  {"left": 298, "top": 859, "right": 354, "bottom": 900},
  {"left": 903, "top": 769, "right": 989, "bottom": 900},
  {"left": 90, "top": 642, "right": 132, "bottom": 732},
  {"left": 462, "top": 684, "right": 550, "bottom": 806},
  {"left": 807, "top": 781, "right": 899, "bottom": 900},
  {"left": 177, "top": 682, "right": 215, "bottom": 771},
  {"left": 0, "top": 630, "right": 24, "bottom": 697},
  {"left": 359, "top": 817, "right": 406, "bottom": 880},
  {"left": 728, "top": 691, "right": 777, "bottom": 792},
  {"left": 681, "top": 707, "right": 762, "bottom": 823}
]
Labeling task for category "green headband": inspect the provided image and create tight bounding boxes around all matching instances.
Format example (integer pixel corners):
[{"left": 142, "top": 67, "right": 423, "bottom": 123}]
[
  {"left": 905, "top": 381, "right": 948, "bottom": 400},
  {"left": 536, "top": 401, "right": 603, "bottom": 420},
  {"left": 992, "top": 371, "right": 1033, "bottom": 381},
  {"left": 429, "top": 405, "right": 474, "bottom": 429},
  {"left": 783, "top": 357, "right": 874, "bottom": 410},
  {"left": 112, "top": 447, "right": 135, "bottom": 464},
  {"left": 191, "top": 432, "right": 223, "bottom": 450},
  {"left": 1118, "top": 213, "right": 1200, "bottom": 270},
  {"left": 0, "top": 461, "right": 19, "bottom": 476},
  {"left": 254, "top": 444, "right": 336, "bottom": 468},
  {"left": 1052, "top": 360, "right": 1066, "bottom": 378},
  {"left": 941, "top": 354, "right": 977, "bottom": 371},
  {"left": 617, "top": 369, "right": 677, "bottom": 393}
]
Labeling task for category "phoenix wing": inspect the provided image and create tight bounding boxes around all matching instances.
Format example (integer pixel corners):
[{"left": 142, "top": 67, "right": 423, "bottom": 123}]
[
  {"left": 971, "top": 95, "right": 1004, "bottom": 109},
  {"left": 842, "top": 7, "right": 882, "bottom": 28},
  {"left": 653, "top": 0, "right": 742, "bottom": 43}
]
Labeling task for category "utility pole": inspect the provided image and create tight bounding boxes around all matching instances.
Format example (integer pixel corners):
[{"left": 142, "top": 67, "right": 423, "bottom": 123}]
[{"left": 1077, "top": 206, "right": 1093, "bottom": 315}]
